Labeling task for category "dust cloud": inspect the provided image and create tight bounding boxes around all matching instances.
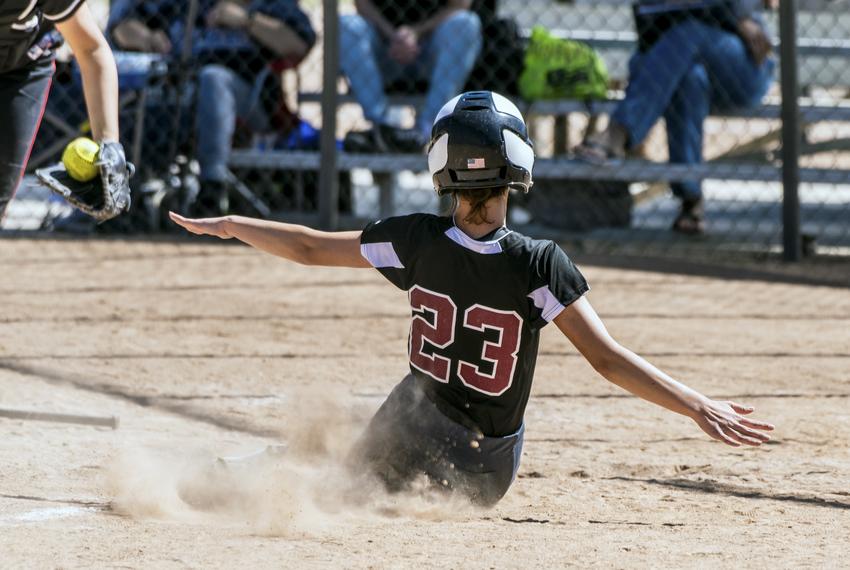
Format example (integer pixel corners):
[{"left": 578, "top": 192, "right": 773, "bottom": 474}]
[{"left": 106, "top": 388, "right": 477, "bottom": 535}]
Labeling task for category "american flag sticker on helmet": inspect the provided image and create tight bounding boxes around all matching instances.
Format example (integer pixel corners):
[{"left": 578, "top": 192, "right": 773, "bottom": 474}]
[{"left": 467, "top": 158, "right": 486, "bottom": 169}]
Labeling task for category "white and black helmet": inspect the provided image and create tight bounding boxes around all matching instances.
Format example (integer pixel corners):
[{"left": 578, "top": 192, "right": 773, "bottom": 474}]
[{"left": 428, "top": 91, "right": 534, "bottom": 196}]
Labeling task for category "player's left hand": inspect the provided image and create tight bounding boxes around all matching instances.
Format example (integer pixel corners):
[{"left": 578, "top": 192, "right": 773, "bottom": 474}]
[
  {"left": 169, "top": 212, "right": 234, "bottom": 239},
  {"left": 690, "top": 399, "right": 774, "bottom": 447},
  {"left": 206, "top": 1, "right": 250, "bottom": 30}
]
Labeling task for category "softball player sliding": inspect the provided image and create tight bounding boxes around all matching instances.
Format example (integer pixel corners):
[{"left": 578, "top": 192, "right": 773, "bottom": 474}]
[
  {"left": 1, "top": 0, "right": 131, "bottom": 222},
  {"left": 171, "top": 91, "right": 774, "bottom": 506}
]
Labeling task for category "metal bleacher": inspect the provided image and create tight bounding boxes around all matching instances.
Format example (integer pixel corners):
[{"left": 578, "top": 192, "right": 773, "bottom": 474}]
[{"left": 228, "top": 0, "right": 850, "bottom": 223}]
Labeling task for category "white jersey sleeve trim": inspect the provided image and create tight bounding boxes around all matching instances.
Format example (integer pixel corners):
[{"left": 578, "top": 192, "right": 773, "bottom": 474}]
[
  {"left": 361, "top": 242, "right": 404, "bottom": 269},
  {"left": 528, "top": 285, "right": 566, "bottom": 322},
  {"left": 44, "top": 0, "right": 83, "bottom": 21}
]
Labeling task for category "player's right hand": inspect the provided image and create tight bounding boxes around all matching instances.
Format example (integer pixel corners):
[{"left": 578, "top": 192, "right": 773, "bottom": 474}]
[{"left": 169, "top": 211, "right": 234, "bottom": 239}]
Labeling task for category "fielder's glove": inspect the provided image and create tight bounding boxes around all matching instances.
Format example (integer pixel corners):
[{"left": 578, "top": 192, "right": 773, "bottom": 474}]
[{"left": 35, "top": 141, "right": 135, "bottom": 222}]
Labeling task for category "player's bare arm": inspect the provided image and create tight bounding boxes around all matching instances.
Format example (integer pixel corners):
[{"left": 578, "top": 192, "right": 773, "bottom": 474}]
[
  {"left": 55, "top": 2, "right": 119, "bottom": 141},
  {"left": 33, "top": 2, "right": 132, "bottom": 221},
  {"left": 554, "top": 296, "right": 775, "bottom": 447},
  {"left": 169, "top": 212, "right": 372, "bottom": 268}
]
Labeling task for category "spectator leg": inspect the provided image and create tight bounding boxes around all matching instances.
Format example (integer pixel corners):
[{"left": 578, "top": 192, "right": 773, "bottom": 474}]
[
  {"left": 701, "top": 30, "right": 776, "bottom": 110},
  {"left": 196, "top": 64, "right": 268, "bottom": 183},
  {"left": 417, "top": 11, "right": 482, "bottom": 135},
  {"left": 664, "top": 63, "right": 710, "bottom": 202},
  {"left": 339, "top": 14, "right": 391, "bottom": 126},
  {"left": 612, "top": 19, "right": 713, "bottom": 148}
]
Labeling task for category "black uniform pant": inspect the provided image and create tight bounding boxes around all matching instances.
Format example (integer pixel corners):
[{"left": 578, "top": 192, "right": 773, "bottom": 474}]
[
  {"left": 349, "top": 374, "right": 525, "bottom": 506},
  {"left": 0, "top": 62, "right": 54, "bottom": 220}
]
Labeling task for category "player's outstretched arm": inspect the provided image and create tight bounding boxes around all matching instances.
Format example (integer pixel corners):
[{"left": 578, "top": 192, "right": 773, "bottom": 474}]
[
  {"left": 55, "top": 2, "right": 120, "bottom": 142},
  {"left": 554, "top": 296, "right": 775, "bottom": 447},
  {"left": 169, "top": 212, "right": 372, "bottom": 268}
]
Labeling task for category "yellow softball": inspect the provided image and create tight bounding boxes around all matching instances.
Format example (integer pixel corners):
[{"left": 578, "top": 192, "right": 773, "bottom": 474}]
[{"left": 62, "top": 137, "right": 100, "bottom": 182}]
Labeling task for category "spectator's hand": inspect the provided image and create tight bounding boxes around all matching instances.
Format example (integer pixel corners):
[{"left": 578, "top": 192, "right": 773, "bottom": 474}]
[
  {"left": 206, "top": 1, "right": 250, "bottom": 30},
  {"left": 149, "top": 29, "right": 172, "bottom": 54},
  {"left": 389, "top": 26, "right": 419, "bottom": 65},
  {"left": 738, "top": 18, "right": 772, "bottom": 65},
  {"left": 763, "top": 0, "right": 779, "bottom": 9}
]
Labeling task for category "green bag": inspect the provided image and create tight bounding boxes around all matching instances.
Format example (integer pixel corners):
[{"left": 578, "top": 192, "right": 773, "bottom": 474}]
[{"left": 519, "top": 26, "right": 609, "bottom": 101}]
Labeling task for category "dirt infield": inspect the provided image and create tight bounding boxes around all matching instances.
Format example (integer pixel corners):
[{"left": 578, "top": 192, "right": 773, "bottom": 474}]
[{"left": 1, "top": 237, "right": 848, "bottom": 568}]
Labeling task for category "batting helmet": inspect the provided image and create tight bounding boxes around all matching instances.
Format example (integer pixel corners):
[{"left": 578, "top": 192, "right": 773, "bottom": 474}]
[{"left": 428, "top": 91, "right": 534, "bottom": 196}]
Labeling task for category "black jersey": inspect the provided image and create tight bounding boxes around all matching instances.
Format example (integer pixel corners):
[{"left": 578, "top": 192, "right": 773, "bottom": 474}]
[
  {"left": 0, "top": 0, "right": 83, "bottom": 73},
  {"left": 361, "top": 213, "right": 589, "bottom": 436}
]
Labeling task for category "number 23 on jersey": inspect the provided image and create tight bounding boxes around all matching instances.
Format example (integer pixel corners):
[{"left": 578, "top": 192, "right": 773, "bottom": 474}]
[{"left": 408, "top": 285, "right": 522, "bottom": 397}]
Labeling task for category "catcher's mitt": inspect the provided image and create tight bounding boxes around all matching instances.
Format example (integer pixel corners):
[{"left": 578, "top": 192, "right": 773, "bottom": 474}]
[{"left": 35, "top": 141, "right": 135, "bottom": 222}]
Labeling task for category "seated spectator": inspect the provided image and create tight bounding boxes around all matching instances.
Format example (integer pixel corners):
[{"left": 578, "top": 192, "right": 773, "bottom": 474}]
[
  {"left": 108, "top": 0, "right": 316, "bottom": 216},
  {"left": 577, "top": 0, "right": 777, "bottom": 235},
  {"left": 340, "top": 0, "right": 482, "bottom": 153}
]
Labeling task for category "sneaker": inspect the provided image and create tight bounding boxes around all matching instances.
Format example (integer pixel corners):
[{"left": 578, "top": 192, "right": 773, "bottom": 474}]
[
  {"left": 378, "top": 124, "right": 427, "bottom": 153},
  {"left": 343, "top": 128, "right": 387, "bottom": 153},
  {"left": 343, "top": 124, "right": 427, "bottom": 154}
]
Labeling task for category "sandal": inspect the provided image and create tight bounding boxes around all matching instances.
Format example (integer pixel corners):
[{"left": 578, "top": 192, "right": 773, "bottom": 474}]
[{"left": 672, "top": 199, "right": 706, "bottom": 235}]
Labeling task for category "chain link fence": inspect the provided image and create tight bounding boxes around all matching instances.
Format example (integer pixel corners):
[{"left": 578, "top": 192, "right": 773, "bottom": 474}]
[{"left": 3, "top": 0, "right": 849, "bottom": 271}]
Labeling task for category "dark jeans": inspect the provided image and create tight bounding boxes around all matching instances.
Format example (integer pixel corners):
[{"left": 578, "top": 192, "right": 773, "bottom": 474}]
[
  {"left": 339, "top": 11, "right": 483, "bottom": 136},
  {"left": 349, "top": 374, "right": 524, "bottom": 506},
  {"left": 196, "top": 64, "right": 270, "bottom": 183},
  {"left": 612, "top": 19, "right": 775, "bottom": 201},
  {"left": 0, "top": 62, "right": 54, "bottom": 220}
]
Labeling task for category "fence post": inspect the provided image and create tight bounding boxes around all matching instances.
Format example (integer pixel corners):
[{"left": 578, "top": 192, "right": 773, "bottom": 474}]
[
  {"left": 318, "top": 0, "right": 340, "bottom": 230},
  {"left": 780, "top": 0, "right": 801, "bottom": 261}
]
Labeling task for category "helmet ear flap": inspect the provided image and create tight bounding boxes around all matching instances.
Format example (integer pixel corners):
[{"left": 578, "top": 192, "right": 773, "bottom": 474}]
[
  {"left": 503, "top": 129, "right": 534, "bottom": 193},
  {"left": 428, "top": 133, "right": 449, "bottom": 178}
]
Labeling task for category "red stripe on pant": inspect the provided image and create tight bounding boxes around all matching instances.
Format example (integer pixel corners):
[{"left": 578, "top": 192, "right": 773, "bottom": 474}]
[{"left": 3, "top": 61, "right": 55, "bottom": 224}]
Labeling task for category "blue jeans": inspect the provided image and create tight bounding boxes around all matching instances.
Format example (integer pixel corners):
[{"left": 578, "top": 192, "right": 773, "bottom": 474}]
[
  {"left": 612, "top": 19, "right": 775, "bottom": 201},
  {"left": 339, "top": 11, "right": 482, "bottom": 136},
  {"left": 196, "top": 64, "right": 270, "bottom": 182}
]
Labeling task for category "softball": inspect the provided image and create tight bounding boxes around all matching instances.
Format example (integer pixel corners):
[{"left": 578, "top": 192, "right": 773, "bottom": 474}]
[{"left": 62, "top": 137, "right": 100, "bottom": 182}]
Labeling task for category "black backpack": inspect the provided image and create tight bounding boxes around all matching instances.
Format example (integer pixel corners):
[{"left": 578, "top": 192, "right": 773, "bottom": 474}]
[{"left": 464, "top": 0, "right": 525, "bottom": 96}]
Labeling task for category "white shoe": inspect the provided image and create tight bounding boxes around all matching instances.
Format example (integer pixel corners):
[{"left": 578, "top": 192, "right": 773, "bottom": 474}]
[
  {"left": 178, "top": 444, "right": 288, "bottom": 510},
  {"left": 217, "top": 444, "right": 288, "bottom": 468}
]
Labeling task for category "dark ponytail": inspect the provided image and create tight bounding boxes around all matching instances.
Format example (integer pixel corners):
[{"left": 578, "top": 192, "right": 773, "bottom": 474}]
[{"left": 449, "top": 187, "right": 508, "bottom": 224}]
